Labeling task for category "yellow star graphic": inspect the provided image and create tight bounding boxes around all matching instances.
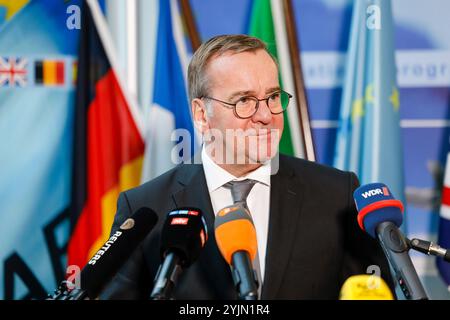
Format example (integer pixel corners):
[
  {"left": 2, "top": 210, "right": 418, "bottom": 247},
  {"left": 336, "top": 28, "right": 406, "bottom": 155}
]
[
  {"left": 0, "top": 0, "right": 29, "bottom": 21},
  {"left": 390, "top": 87, "right": 400, "bottom": 111},
  {"left": 351, "top": 98, "right": 364, "bottom": 122},
  {"left": 365, "top": 84, "right": 374, "bottom": 104}
]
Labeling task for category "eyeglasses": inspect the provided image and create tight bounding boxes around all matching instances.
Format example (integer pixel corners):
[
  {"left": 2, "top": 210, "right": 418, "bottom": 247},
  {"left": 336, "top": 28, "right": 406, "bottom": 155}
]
[{"left": 201, "top": 90, "right": 292, "bottom": 119}]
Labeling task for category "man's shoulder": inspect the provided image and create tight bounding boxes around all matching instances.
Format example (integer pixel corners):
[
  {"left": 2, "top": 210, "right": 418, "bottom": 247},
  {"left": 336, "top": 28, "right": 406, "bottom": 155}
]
[
  {"left": 278, "top": 153, "right": 355, "bottom": 180},
  {"left": 125, "top": 163, "right": 199, "bottom": 198}
]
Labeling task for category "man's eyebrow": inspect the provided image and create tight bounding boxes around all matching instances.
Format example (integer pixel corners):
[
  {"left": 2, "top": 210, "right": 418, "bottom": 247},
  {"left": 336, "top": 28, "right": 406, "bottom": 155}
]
[
  {"left": 227, "top": 90, "right": 254, "bottom": 101},
  {"left": 227, "top": 87, "right": 281, "bottom": 101},
  {"left": 266, "top": 86, "right": 281, "bottom": 94}
]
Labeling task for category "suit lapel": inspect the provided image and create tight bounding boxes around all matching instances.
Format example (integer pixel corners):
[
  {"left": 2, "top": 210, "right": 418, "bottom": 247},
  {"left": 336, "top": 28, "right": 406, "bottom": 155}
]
[
  {"left": 262, "top": 156, "right": 305, "bottom": 299},
  {"left": 172, "top": 163, "right": 215, "bottom": 241},
  {"left": 170, "top": 155, "right": 305, "bottom": 299},
  {"left": 172, "top": 163, "right": 236, "bottom": 299}
]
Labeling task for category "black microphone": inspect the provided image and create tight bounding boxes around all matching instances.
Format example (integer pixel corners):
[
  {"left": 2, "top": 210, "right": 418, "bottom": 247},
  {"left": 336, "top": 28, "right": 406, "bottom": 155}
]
[
  {"left": 48, "top": 207, "right": 158, "bottom": 300},
  {"left": 150, "top": 208, "right": 208, "bottom": 300},
  {"left": 354, "top": 183, "right": 428, "bottom": 300}
]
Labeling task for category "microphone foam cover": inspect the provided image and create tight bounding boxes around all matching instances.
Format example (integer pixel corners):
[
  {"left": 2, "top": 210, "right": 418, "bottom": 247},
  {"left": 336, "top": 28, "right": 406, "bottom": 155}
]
[
  {"left": 353, "top": 182, "right": 403, "bottom": 238},
  {"left": 160, "top": 207, "right": 208, "bottom": 267},
  {"left": 214, "top": 205, "right": 257, "bottom": 265},
  {"left": 81, "top": 207, "right": 158, "bottom": 299},
  {"left": 339, "top": 275, "right": 394, "bottom": 300}
]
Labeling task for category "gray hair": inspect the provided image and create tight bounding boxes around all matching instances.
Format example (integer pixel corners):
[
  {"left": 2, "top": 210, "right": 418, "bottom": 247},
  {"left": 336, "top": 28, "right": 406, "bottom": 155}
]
[{"left": 187, "top": 34, "right": 278, "bottom": 102}]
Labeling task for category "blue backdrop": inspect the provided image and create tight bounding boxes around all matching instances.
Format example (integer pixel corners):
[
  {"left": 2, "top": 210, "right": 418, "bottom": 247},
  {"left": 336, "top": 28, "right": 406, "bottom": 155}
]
[{"left": 191, "top": 0, "right": 450, "bottom": 299}]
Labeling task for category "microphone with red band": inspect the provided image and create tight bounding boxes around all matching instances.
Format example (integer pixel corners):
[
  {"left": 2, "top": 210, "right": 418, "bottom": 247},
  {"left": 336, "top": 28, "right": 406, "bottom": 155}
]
[
  {"left": 355, "top": 183, "right": 404, "bottom": 237},
  {"left": 150, "top": 207, "right": 208, "bottom": 300},
  {"left": 354, "top": 182, "right": 428, "bottom": 300},
  {"left": 214, "top": 204, "right": 259, "bottom": 300}
]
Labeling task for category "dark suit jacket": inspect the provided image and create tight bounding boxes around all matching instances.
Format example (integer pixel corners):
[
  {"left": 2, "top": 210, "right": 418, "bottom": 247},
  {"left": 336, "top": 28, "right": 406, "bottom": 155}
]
[{"left": 100, "top": 154, "right": 395, "bottom": 299}]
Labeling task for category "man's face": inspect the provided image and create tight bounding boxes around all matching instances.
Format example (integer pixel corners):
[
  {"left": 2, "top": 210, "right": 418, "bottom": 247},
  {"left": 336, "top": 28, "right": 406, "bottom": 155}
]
[{"left": 199, "top": 49, "right": 284, "bottom": 165}]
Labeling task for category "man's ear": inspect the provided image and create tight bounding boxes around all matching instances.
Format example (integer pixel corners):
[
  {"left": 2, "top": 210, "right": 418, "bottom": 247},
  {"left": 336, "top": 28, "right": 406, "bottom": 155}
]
[{"left": 191, "top": 98, "right": 210, "bottom": 134}]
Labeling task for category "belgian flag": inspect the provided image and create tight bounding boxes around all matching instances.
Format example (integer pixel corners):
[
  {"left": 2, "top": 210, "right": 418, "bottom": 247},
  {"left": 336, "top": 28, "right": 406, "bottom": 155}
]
[
  {"left": 67, "top": 3, "right": 145, "bottom": 269},
  {"left": 34, "top": 60, "right": 65, "bottom": 86}
]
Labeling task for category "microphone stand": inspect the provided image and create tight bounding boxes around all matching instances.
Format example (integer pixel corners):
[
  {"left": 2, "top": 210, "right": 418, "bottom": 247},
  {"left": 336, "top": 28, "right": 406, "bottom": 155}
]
[{"left": 408, "top": 237, "right": 450, "bottom": 263}]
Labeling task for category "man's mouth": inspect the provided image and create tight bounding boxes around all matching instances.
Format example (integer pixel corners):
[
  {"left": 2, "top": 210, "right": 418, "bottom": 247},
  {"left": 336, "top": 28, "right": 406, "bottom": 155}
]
[{"left": 245, "top": 129, "right": 276, "bottom": 137}]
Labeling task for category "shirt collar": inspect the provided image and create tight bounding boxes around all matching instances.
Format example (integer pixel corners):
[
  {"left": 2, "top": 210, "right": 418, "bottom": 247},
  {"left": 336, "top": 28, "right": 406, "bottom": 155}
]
[{"left": 201, "top": 145, "right": 271, "bottom": 193}]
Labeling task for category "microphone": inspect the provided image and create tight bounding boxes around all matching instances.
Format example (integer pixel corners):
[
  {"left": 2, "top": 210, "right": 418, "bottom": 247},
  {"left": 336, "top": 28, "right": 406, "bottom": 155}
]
[
  {"left": 214, "top": 204, "right": 259, "bottom": 300},
  {"left": 150, "top": 208, "right": 208, "bottom": 300},
  {"left": 354, "top": 182, "right": 428, "bottom": 300},
  {"left": 339, "top": 275, "right": 394, "bottom": 300},
  {"left": 48, "top": 207, "right": 158, "bottom": 300},
  {"left": 409, "top": 238, "right": 450, "bottom": 262}
]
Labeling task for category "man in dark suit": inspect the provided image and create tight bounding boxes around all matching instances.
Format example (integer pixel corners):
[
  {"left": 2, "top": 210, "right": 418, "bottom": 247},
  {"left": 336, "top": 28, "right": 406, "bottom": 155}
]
[{"left": 101, "top": 34, "right": 395, "bottom": 299}]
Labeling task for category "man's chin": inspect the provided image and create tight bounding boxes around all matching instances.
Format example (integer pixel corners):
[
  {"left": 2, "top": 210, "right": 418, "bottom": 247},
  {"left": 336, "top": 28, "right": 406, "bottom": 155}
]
[
  {"left": 247, "top": 147, "right": 279, "bottom": 164},
  {"left": 249, "top": 155, "right": 274, "bottom": 165}
]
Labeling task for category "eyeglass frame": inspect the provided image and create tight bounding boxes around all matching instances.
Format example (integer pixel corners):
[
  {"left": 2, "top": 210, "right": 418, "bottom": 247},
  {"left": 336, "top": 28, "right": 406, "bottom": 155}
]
[{"left": 200, "top": 90, "right": 293, "bottom": 119}]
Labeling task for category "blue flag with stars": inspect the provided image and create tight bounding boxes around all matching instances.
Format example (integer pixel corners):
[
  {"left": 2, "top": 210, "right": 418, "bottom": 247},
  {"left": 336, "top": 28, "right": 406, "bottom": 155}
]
[{"left": 334, "top": 0, "right": 405, "bottom": 223}]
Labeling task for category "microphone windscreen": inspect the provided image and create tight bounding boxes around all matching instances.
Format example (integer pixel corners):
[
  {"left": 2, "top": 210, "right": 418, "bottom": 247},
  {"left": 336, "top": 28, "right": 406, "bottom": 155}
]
[
  {"left": 80, "top": 207, "right": 158, "bottom": 298},
  {"left": 353, "top": 182, "right": 404, "bottom": 238},
  {"left": 339, "top": 275, "right": 394, "bottom": 300},
  {"left": 160, "top": 208, "right": 208, "bottom": 267},
  {"left": 214, "top": 205, "right": 257, "bottom": 265}
]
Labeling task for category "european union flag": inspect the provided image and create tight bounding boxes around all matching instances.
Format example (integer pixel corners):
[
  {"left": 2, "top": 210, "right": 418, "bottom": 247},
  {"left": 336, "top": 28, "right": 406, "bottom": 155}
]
[{"left": 334, "top": 0, "right": 405, "bottom": 216}]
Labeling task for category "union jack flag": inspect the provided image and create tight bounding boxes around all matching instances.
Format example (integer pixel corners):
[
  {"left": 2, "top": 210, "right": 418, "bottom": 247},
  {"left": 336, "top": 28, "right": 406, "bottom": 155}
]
[
  {"left": 438, "top": 152, "right": 450, "bottom": 289},
  {"left": 0, "top": 57, "right": 28, "bottom": 87}
]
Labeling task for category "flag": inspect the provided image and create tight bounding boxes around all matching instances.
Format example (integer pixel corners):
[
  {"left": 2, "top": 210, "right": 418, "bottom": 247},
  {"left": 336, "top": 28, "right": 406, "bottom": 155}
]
[
  {"left": 333, "top": 0, "right": 405, "bottom": 214},
  {"left": 0, "top": 57, "right": 28, "bottom": 87},
  {"left": 67, "top": 1, "right": 145, "bottom": 271},
  {"left": 437, "top": 152, "right": 450, "bottom": 289},
  {"left": 34, "top": 59, "right": 65, "bottom": 86},
  {"left": 141, "top": 0, "right": 197, "bottom": 182},
  {"left": 247, "top": 0, "right": 305, "bottom": 158},
  {"left": 0, "top": 0, "right": 80, "bottom": 299}
]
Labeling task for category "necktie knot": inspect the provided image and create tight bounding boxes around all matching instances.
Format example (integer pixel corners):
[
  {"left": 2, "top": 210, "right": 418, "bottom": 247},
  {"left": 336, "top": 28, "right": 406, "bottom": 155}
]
[{"left": 224, "top": 179, "right": 257, "bottom": 205}]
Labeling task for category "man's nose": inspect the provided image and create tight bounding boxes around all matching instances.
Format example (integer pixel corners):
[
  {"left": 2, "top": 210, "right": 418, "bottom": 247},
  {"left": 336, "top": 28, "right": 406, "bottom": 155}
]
[{"left": 252, "top": 100, "right": 272, "bottom": 124}]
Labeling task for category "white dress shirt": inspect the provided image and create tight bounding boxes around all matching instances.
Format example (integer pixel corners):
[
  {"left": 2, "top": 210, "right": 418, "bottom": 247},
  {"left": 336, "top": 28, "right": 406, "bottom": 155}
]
[{"left": 201, "top": 146, "right": 271, "bottom": 282}]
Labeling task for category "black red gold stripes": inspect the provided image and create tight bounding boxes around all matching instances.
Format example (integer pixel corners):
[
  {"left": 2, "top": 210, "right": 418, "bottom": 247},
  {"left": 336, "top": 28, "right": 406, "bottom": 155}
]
[{"left": 35, "top": 60, "right": 65, "bottom": 85}]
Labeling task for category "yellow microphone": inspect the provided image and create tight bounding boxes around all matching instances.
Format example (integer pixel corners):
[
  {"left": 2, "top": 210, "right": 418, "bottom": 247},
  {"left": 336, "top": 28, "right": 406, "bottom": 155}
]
[{"left": 339, "top": 275, "right": 394, "bottom": 300}]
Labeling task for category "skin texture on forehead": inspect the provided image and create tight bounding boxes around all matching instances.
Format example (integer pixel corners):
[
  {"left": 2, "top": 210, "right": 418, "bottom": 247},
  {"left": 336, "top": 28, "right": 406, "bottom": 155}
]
[{"left": 205, "top": 49, "right": 280, "bottom": 101}]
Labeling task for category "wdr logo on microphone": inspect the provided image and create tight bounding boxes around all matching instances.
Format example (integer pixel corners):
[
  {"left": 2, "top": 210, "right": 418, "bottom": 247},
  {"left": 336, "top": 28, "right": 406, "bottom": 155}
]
[{"left": 361, "top": 187, "right": 390, "bottom": 199}]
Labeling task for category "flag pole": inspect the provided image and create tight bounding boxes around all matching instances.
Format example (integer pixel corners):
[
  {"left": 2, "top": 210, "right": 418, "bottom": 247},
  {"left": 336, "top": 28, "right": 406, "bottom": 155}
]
[
  {"left": 282, "top": 0, "right": 316, "bottom": 161},
  {"left": 178, "top": 0, "right": 201, "bottom": 51}
]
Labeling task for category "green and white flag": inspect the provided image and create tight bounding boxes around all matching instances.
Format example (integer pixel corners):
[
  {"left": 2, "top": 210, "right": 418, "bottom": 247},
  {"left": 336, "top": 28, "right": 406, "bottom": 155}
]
[{"left": 248, "top": 0, "right": 305, "bottom": 158}]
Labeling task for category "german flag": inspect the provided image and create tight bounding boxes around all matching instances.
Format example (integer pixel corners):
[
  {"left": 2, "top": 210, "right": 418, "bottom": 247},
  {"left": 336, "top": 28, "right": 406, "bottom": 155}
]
[{"left": 67, "top": 3, "right": 145, "bottom": 269}]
